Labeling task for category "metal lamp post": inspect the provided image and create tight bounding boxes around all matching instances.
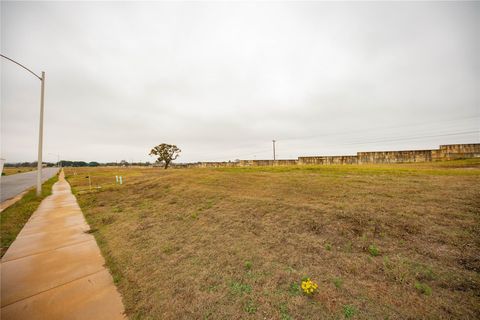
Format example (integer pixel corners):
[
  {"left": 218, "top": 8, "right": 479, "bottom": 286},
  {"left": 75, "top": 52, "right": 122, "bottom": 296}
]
[{"left": 1, "top": 54, "right": 45, "bottom": 196}]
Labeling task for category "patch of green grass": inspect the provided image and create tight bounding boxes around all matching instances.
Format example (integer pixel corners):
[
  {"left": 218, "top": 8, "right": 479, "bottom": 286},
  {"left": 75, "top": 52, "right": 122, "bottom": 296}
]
[
  {"left": 1, "top": 174, "right": 58, "bottom": 257},
  {"left": 244, "top": 299, "right": 258, "bottom": 314},
  {"left": 415, "top": 281, "right": 432, "bottom": 296},
  {"left": 244, "top": 260, "right": 253, "bottom": 270},
  {"left": 368, "top": 244, "right": 380, "bottom": 256},
  {"left": 279, "top": 302, "right": 292, "bottom": 320},
  {"left": 343, "top": 305, "right": 356, "bottom": 318},
  {"left": 230, "top": 281, "right": 252, "bottom": 295},
  {"left": 288, "top": 282, "right": 301, "bottom": 296}
]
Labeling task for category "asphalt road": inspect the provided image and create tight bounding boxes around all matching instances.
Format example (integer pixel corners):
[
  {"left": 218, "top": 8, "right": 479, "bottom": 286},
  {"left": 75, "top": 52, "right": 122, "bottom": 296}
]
[{"left": 0, "top": 168, "right": 60, "bottom": 202}]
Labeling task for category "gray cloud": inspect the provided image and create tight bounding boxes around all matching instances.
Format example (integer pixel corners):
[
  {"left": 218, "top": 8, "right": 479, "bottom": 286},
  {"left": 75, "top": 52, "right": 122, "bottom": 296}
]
[{"left": 1, "top": 1, "right": 479, "bottom": 163}]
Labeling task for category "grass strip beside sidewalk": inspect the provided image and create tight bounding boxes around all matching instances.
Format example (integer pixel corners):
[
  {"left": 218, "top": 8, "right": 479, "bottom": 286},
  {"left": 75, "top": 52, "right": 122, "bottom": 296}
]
[{"left": 1, "top": 174, "right": 59, "bottom": 257}]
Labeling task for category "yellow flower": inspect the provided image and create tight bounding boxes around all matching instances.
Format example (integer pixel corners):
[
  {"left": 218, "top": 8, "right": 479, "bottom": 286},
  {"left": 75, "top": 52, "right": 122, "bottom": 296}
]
[{"left": 301, "top": 278, "right": 318, "bottom": 295}]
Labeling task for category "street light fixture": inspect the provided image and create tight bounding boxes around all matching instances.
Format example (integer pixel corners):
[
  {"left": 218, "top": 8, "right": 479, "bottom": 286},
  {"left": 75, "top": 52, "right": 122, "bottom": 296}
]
[{"left": 1, "top": 54, "right": 45, "bottom": 197}]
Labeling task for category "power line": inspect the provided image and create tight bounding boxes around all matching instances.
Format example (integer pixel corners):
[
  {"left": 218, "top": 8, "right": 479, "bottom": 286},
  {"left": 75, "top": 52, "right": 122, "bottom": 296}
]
[
  {"left": 205, "top": 130, "right": 478, "bottom": 161},
  {"left": 278, "top": 115, "right": 480, "bottom": 142}
]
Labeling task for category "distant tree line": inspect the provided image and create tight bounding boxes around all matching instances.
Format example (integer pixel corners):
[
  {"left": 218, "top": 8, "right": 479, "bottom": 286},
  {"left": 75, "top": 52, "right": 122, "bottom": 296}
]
[
  {"left": 59, "top": 160, "right": 152, "bottom": 167},
  {"left": 4, "top": 162, "right": 56, "bottom": 167},
  {"left": 5, "top": 160, "right": 152, "bottom": 167}
]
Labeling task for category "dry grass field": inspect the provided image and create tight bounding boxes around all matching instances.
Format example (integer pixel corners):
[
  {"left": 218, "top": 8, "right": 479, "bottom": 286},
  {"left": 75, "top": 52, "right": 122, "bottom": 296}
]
[
  {"left": 1, "top": 167, "right": 36, "bottom": 176},
  {"left": 64, "top": 160, "right": 480, "bottom": 319}
]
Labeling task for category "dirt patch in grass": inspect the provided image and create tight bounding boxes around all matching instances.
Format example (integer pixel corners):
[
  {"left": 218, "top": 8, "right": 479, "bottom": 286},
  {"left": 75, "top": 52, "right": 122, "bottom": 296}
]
[
  {"left": 65, "top": 160, "right": 480, "bottom": 319},
  {"left": 1, "top": 174, "right": 59, "bottom": 257}
]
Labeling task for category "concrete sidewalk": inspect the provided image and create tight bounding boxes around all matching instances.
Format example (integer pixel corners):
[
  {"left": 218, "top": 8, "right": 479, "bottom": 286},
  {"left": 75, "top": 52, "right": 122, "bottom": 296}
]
[{"left": 1, "top": 170, "right": 126, "bottom": 319}]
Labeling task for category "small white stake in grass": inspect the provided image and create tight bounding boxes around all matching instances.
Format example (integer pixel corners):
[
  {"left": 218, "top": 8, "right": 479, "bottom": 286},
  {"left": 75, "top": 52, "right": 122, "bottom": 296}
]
[
  {"left": 120, "top": 176, "right": 123, "bottom": 185},
  {"left": 116, "top": 175, "right": 119, "bottom": 184}
]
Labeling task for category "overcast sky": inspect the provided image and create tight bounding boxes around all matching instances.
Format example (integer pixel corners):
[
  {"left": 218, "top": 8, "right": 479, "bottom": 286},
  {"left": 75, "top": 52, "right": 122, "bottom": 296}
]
[{"left": 1, "top": 1, "right": 479, "bottom": 163}]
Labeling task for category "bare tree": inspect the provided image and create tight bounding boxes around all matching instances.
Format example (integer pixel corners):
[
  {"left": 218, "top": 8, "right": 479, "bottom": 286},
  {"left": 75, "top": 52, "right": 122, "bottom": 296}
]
[{"left": 149, "top": 143, "right": 181, "bottom": 169}]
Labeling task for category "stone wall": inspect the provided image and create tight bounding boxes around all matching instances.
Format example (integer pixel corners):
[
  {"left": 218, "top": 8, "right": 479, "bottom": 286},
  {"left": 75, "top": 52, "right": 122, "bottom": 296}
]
[
  {"left": 438, "top": 143, "right": 480, "bottom": 160},
  {"left": 298, "top": 155, "right": 358, "bottom": 165},
  {"left": 237, "top": 160, "right": 298, "bottom": 166},
  {"left": 178, "top": 143, "right": 479, "bottom": 168},
  {"left": 357, "top": 150, "right": 434, "bottom": 164}
]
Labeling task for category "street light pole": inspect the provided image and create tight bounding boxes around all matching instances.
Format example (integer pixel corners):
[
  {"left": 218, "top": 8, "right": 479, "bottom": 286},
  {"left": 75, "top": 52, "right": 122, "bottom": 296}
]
[
  {"left": 37, "top": 72, "right": 45, "bottom": 196},
  {"left": 1, "top": 54, "right": 45, "bottom": 197}
]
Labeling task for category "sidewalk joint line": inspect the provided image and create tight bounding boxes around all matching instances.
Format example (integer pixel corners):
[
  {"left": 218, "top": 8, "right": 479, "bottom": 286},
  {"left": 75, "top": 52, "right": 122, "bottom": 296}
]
[
  {"left": 1, "top": 238, "right": 95, "bottom": 263},
  {"left": 0, "top": 268, "right": 106, "bottom": 308}
]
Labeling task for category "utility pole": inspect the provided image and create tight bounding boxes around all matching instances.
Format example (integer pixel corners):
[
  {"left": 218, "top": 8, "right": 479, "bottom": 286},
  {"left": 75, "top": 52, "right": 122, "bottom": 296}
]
[
  {"left": 272, "top": 140, "right": 276, "bottom": 161},
  {"left": 1, "top": 54, "right": 45, "bottom": 197}
]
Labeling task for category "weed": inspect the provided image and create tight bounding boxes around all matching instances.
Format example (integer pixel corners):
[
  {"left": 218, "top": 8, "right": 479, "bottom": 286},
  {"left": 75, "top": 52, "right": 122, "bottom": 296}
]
[
  {"left": 301, "top": 277, "right": 318, "bottom": 295},
  {"left": 244, "top": 260, "right": 253, "bottom": 270},
  {"left": 325, "top": 243, "right": 332, "bottom": 251},
  {"left": 230, "top": 282, "right": 252, "bottom": 295},
  {"left": 244, "top": 299, "right": 257, "bottom": 314},
  {"left": 414, "top": 282, "right": 432, "bottom": 296},
  {"left": 343, "top": 305, "right": 356, "bottom": 318},
  {"left": 368, "top": 244, "right": 380, "bottom": 256},
  {"left": 279, "top": 303, "right": 292, "bottom": 320},
  {"left": 288, "top": 282, "right": 301, "bottom": 296}
]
